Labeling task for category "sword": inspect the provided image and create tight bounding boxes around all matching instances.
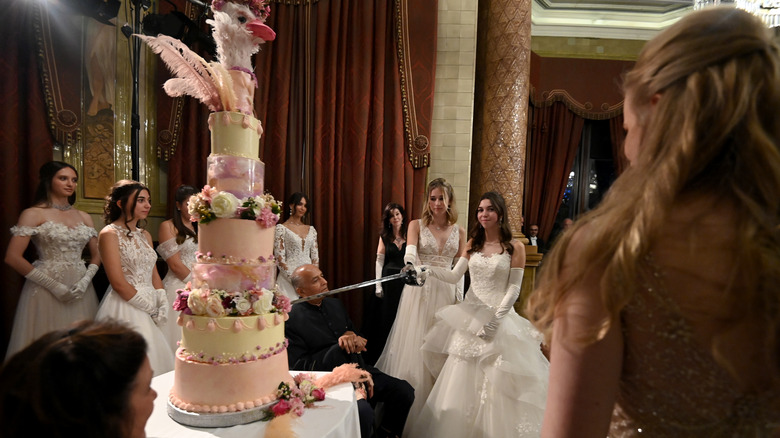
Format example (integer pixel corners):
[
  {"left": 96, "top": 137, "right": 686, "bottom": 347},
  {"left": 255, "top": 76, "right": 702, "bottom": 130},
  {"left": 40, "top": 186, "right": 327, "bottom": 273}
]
[{"left": 290, "top": 269, "right": 424, "bottom": 304}]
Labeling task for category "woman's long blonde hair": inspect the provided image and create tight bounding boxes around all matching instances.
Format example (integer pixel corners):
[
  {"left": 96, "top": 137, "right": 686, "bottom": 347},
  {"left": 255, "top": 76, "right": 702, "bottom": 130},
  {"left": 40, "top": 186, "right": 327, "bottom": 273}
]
[
  {"left": 420, "top": 178, "right": 458, "bottom": 226},
  {"left": 527, "top": 7, "right": 780, "bottom": 383}
]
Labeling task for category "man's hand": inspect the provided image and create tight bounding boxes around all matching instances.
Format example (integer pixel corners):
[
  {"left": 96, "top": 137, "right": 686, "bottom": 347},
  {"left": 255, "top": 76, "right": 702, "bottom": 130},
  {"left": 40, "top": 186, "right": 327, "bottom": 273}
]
[{"left": 338, "top": 331, "right": 368, "bottom": 354}]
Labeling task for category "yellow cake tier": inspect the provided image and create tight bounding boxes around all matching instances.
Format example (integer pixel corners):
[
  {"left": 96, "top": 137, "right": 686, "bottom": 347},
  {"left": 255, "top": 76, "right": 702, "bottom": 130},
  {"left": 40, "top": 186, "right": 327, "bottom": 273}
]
[
  {"left": 178, "top": 314, "right": 286, "bottom": 363},
  {"left": 208, "top": 111, "right": 262, "bottom": 159}
]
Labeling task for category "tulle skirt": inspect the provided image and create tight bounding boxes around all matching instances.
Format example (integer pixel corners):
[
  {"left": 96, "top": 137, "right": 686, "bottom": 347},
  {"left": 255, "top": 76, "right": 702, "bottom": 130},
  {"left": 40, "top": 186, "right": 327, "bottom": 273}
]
[
  {"left": 159, "top": 272, "right": 186, "bottom": 352},
  {"left": 408, "top": 299, "right": 549, "bottom": 438},
  {"left": 96, "top": 289, "right": 175, "bottom": 376},
  {"left": 4, "top": 262, "right": 98, "bottom": 360},
  {"left": 374, "top": 277, "right": 458, "bottom": 436}
]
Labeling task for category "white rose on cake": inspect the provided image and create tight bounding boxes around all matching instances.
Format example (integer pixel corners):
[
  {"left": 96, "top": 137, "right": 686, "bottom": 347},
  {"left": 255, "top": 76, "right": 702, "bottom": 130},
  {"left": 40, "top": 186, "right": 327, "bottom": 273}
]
[
  {"left": 253, "top": 290, "right": 274, "bottom": 314},
  {"left": 187, "top": 288, "right": 209, "bottom": 315},
  {"left": 211, "top": 191, "right": 240, "bottom": 218},
  {"left": 234, "top": 297, "right": 252, "bottom": 315}
]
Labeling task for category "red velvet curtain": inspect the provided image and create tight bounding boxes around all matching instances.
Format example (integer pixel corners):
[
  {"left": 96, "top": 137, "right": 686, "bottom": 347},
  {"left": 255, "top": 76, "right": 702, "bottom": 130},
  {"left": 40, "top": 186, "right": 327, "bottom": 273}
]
[
  {"left": 0, "top": 1, "right": 57, "bottom": 355},
  {"left": 524, "top": 101, "right": 585, "bottom": 242}
]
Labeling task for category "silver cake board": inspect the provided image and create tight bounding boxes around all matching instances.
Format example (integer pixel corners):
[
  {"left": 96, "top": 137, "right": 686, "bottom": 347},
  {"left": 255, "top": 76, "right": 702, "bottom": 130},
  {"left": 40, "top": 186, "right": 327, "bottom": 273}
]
[{"left": 167, "top": 399, "right": 276, "bottom": 428}]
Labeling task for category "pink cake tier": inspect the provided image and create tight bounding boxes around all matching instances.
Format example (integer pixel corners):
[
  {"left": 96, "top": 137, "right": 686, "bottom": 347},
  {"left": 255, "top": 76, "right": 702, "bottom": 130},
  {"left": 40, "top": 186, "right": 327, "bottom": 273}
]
[
  {"left": 171, "top": 314, "right": 293, "bottom": 413},
  {"left": 198, "top": 218, "right": 274, "bottom": 262}
]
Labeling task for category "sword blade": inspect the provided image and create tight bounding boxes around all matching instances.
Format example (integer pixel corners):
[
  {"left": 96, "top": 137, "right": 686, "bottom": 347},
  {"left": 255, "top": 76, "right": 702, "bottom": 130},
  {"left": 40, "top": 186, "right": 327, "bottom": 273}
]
[{"left": 290, "top": 272, "right": 407, "bottom": 304}]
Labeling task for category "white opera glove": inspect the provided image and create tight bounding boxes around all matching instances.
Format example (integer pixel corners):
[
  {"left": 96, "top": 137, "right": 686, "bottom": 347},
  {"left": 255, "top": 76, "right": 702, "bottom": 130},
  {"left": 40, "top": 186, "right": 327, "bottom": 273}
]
[
  {"left": 477, "top": 268, "right": 524, "bottom": 341},
  {"left": 403, "top": 244, "right": 418, "bottom": 266},
  {"left": 127, "top": 287, "right": 159, "bottom": 319},
  {"left": 68, "top": 264, "right": 99, "bottom": 300},
  {"left": 153, "top": 289, "right": 169, "bottom": 327},
  {"left": 375, "top": 253, "right": 385, "bottom": 298},
  {"left": 182, "top": 271, "right": 192, "bottom": 284},
  {"left": 25, "top": 268, "right": 75, "bottom": 303},
  {"left": 427, "top": 257, "right": 469, "bottom": 284}
]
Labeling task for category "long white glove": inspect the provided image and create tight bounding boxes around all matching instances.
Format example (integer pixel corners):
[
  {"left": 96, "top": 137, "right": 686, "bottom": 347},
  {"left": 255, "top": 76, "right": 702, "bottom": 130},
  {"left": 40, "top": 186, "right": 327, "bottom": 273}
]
[
  {"left": 427, "top": 257, "right": 469, "bottom": 284},
  {"left": 153, "top": 289, "right": 169, "bottom": 327},
  {"left": 375, "top": 253, "right": 385, "bottom": 298},
  {"left": 403, "top": 244, "right": 418, "bottom": 265},
  {"left": 68, "top": 264, "right": 99, "bottom": 300},
  {"left": 127, "top": 287, "right": 159, "bottom": 320},
  {"left": 477, "top": 268, "right": 524, "bottom": 341},
  {"left": 25, "top": 268, "right": 75, "bottom": 303}
]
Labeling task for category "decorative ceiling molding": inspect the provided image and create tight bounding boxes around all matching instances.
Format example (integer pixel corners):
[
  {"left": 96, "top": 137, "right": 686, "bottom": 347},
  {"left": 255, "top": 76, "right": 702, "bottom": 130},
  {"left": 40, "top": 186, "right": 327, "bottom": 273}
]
[{"left": 531, "top": 0, "right": 693, "bottom": 40}]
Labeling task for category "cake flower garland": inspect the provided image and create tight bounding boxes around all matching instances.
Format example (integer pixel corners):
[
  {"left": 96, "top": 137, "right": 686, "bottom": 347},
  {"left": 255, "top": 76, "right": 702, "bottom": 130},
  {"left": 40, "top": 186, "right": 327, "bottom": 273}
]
[
  {"left": 173, "top": 285, "right": 292, "bottom": 317},
  {"left": 262, "top": 373, "right": 326, "bottom": 420},
  {"left": 188, "top": 185, "right": 281, "bottom": 227}
]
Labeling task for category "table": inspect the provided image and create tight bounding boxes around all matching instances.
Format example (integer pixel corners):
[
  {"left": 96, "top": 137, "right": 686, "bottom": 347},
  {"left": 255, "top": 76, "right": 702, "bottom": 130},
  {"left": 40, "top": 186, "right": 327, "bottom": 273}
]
[{"left": 146, "top": 371, "right": 361, "bottom": 438}]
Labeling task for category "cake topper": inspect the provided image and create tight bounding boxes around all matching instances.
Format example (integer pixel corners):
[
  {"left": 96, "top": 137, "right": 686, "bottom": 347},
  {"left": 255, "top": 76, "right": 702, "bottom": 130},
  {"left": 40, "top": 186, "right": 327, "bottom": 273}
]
[{"left": 137, "top": 0, "right": 275, "bottom": 116}]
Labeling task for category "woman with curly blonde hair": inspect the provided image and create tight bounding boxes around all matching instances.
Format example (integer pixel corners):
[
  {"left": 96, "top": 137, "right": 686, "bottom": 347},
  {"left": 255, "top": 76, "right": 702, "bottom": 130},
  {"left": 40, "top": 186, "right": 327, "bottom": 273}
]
[{"left": 527, "top": 7, "right": 780, "bottom": 437}]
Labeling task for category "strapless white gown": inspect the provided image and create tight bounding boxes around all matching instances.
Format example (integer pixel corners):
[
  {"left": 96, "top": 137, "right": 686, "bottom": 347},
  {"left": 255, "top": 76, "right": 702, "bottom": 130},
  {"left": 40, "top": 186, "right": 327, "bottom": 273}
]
[
  {"left": 96, "top": 224, "right": 174, "bottom": 376},
  {"left": 156, "top": 236, "right": 197, "bottom": 352},
  {"left": 409, "top": 251, "right": 549, "bottom": 437},
  {"left": 5, "top": 222, "right": 99, "bottom": 359}
]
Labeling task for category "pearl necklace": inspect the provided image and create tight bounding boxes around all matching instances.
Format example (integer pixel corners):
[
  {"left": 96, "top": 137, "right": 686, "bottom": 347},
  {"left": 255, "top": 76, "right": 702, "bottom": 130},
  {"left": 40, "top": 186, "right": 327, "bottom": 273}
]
[{"left": 52, "top": 203, "right": 72, "bottom": 211}]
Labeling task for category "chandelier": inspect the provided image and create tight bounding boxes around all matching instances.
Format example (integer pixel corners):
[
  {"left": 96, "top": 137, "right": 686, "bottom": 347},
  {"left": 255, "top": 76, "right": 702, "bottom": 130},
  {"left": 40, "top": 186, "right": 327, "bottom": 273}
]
[{"left": 694, "top": 0, "right": 780, "bottom": 27}]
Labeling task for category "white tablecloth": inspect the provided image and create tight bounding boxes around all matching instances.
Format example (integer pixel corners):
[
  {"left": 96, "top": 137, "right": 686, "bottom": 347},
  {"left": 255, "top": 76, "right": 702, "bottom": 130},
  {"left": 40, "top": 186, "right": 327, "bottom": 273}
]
[{"left": 146, "top": 371, "right": 361, "bottom": 438}]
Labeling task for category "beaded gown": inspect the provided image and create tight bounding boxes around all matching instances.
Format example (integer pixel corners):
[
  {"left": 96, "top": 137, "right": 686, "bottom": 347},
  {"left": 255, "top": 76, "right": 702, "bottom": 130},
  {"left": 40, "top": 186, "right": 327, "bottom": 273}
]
[
  {"left": 609, "top": 259, "right": 780, "bottom": 437},
  {"left": 273, "top": 224, "right": 319, "bottom": 300},
  {"left": 5, "top": 222, "right": 99, "bottom": 359},
  {"left": 95, "top": 224, "right": 174, "bottom": 376},
  {"left": 409, "top": 251, "right": 549, "bottom": 437},
  {"left": 156, "top": 235, "right": 197, "bottom": 352},
  {"left": 375, "top": 220, "right": 460, "bottom": 435}
]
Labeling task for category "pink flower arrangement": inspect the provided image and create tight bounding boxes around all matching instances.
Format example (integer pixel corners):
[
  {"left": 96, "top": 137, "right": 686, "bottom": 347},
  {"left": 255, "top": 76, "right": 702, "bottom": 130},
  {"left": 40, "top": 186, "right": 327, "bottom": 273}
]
[
  {"left": 273, "top": 294, "right": 292, "bottom": 314},
  {"left": 187, "top": 188, "right": 281, "bottom": 226},
  {"left": 174, "top": 286, "right": 289, "bottom": 317},
  {"left": 263, "top": 374, "right": 326, "bottom": 420}
]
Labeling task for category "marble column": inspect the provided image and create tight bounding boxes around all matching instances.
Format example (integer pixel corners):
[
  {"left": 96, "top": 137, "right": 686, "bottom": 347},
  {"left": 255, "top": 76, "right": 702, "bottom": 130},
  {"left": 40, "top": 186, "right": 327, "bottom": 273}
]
[
  {"left": 470, "top": 0, "right": 539, "bottom": 313},
  {"left": 470, "top": 0, "right": 531, "bottom": 238}
]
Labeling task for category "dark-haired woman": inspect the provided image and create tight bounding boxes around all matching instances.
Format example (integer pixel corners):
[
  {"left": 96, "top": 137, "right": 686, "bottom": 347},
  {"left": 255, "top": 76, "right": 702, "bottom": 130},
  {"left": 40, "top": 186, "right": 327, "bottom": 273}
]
[
  {"left": 96, "top": 180, "right": 174, "bottom": 376},
  {"left": 4, "top": 161, "right": 100, "bottom": 359},
  {"left": 274, "top": 192, "right": 319, "bottom": 300},
  {"left": 366, "top": 202, "right": 407, "bottom": 365},
  {"left": 157, "top": 184, "right": 198, "bottom": 351},
  {"left": 409, "top": 192, "right": 548, "bottom": 437},
  {"left": 0, "top": 320, "right": 155, "bottom": 438}
]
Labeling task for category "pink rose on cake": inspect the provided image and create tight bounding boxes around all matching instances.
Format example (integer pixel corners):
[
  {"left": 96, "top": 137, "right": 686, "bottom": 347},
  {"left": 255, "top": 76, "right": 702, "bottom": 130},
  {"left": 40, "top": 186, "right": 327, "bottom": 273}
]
[
  {"left": 257, "top": 207, "right": 279, "bottom": 228},
  {"left": 173, "top": 288, "right": 191, "bottom": 314},
  {"left": 211, "top": 191, "right": 241, "bottom": 218},
  {"left": 273, "top": 293, "right": 292, "bottom": 314},
  {"left": 206, "top": 294, "right": 227, "bottom": 317}
]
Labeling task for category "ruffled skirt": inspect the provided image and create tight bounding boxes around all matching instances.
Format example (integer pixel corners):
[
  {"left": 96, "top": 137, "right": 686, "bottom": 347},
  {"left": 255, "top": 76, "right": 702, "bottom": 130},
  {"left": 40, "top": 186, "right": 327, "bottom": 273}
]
[{"left": 408, "top": 299, "right": 549, "bottom": 438}]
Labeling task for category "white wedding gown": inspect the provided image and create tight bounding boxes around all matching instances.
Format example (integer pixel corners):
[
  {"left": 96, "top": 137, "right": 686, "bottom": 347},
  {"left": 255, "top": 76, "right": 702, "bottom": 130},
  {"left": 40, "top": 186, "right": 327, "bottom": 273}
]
[
  {"left": 5, "top": 222, "right": 99, "bottom": 359},
  {"left": 409, "top": 251, "right": 549, "bottom": 437},
  {"left": 273, "top": 224, "right": 319, "bottom": 300},
  {"left": 96, "top": 224, "right": 174, "bottom": 376},
  {"left": 375, "top": 221, "right": 460, "bottom": 435},
  {"left": 156, "top": 235, "right": 197, "bottom": 352}
]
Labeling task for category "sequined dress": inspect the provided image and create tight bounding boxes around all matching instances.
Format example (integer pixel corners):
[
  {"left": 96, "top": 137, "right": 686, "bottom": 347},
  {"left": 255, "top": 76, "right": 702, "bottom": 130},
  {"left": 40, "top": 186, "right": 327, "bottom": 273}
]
[
  {"left": 273, "top": 224, "right": 319, "bottom": 300},
  {"left": 610, "top": 261, "right": 780, "bottom": 437},
  {"left": 375, "top": 220, "right": 461, "bottom": 436},
  {"left": 156, "top": 235, "right": 197, "bottom": 351},
  {"left": 5, "top": 222, "right": 99, "bottom": 359},
  {"left": 95, "top": 224, "right": 174, "bottom": 376},
  {"left": 409, "top": 251, "right": 549, "bottom": 437}
]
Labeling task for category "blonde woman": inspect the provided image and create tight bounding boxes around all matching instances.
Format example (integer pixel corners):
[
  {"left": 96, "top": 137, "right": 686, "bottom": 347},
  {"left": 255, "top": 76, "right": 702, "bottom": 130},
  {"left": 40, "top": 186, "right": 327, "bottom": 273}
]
[
  {"left": 376, "top": 178, "right": 467, "bottom": 435},
  {"left": 527, "top": 7, "right": 780, "bottom": 437}
]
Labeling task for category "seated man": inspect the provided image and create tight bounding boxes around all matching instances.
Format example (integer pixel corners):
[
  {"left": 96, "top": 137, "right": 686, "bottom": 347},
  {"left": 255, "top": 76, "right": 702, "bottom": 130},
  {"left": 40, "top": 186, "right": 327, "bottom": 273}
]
[{"left": 286, "top": 264, "right": 414, "bottom": 438}]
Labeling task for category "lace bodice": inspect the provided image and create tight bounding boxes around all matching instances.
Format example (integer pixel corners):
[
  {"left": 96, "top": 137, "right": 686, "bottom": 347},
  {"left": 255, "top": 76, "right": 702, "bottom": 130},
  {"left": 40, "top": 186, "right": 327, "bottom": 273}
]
[
  {"left": 466, "top": 251, "right": 511, "bottom": 308},
  {"left": 611, "top": 260, "right": 780, "bottom": 437},
  {"left": 11, "top": 221, "right": 96, "bottom": 269},
  {"left": 156, "top": 236, "right": 197, "bottom": 270},
  {"left": 104, "top": 224, "right": 157, "bottom": 289},
  {"left": 274, "top": 225, "right": 319, "bottom": 277},
  {"left": 417, "top": 220, "right": 460, "bottom": 268}
]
